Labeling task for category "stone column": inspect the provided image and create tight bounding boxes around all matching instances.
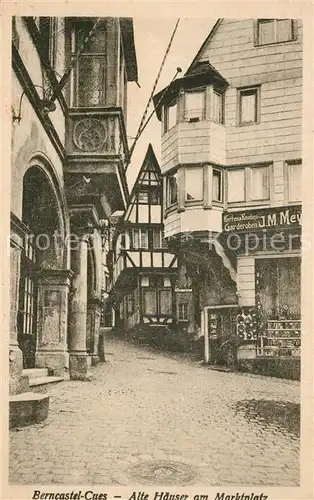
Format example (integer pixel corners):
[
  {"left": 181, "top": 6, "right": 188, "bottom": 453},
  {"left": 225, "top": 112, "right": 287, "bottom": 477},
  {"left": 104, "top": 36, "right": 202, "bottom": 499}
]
[
  {"left": 9, "top": 240, "right": 28, "bottom": 395},
  {"left": 68, "top": 235, "right": 91, "bottom": 380},
  {"left": 87, "top": 299, "right": 102, "bottom": 365},
  {"left": 35, "top": 269, "right": 73, "bottom": 376}
]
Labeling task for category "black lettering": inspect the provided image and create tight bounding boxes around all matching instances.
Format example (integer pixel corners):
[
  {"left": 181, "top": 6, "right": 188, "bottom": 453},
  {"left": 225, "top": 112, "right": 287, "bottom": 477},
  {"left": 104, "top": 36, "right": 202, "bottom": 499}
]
[
  {"left": 215, "top": 494, "right": 225, "bottom": 500},
  {"left": 33, "top": 492, "right": 41, "bottom": 500}
]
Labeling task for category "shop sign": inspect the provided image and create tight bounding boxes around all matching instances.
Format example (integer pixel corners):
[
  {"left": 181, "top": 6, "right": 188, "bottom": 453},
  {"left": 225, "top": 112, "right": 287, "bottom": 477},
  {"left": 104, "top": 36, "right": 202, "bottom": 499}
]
[{"left": 222, "top": 205, "right": 302, "bottom": 233}]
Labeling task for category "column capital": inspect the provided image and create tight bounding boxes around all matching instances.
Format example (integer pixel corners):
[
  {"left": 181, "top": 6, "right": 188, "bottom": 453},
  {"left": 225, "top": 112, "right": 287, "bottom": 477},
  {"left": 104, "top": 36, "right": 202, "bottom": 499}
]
[
  {"left": 37, "top": 268, "right": 74, "bottom": 287},
  {"left": 69, "top": 205, "right": 100, "bottom": 237}
]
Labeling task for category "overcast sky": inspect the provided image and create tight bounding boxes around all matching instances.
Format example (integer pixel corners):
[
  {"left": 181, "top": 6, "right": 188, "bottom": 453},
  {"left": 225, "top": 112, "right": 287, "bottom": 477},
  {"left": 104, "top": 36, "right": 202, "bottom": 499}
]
[{"left": 126, "top": 18, "right": 216, "bottom": 190}]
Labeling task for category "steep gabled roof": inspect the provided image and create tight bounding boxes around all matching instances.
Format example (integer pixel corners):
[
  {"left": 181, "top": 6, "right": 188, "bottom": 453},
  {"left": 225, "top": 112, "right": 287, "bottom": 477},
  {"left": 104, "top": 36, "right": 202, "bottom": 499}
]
[
  {"left": 185, "top": 19, "right": 223, "bottom": 74},
  {"left": 123, "top": 144, "right": 161, "bottom": 222}
]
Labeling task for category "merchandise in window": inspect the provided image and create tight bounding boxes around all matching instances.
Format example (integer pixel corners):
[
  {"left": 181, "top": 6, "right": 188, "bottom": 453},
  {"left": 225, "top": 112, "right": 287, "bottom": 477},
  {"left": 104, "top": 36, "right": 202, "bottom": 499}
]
[
  {"left": 239, "top": 88, "right": 259, "bottom": 125},
  {"left": 184, "top": 90, "right": 205, "bottom": 122},
  {"left": 288, "top": 161, "right": 302, "bottom": 203},
  {"left": 164, "top": 99, "right": 177, "bottom": 133},
  {"left": 185, "top": 167, "right": 203, "bottom": 201},
  {"left": 257, "top": 19, "right": 294, "bottom": 45}
]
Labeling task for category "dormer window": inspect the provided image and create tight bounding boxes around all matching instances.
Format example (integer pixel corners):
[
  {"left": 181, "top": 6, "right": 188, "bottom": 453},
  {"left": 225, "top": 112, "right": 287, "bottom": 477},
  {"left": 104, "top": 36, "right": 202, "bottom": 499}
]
[
  {"left": 164, "top": 99, "right": 177, "bottom": 133},
  {"left": 184, "top": 90, "right": 205, "bottom": 122}
]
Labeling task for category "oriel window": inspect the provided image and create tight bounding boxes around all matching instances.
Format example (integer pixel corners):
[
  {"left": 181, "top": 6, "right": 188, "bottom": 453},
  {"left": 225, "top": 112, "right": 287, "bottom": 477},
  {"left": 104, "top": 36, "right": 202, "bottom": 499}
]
[
  {"left": 212, "top": 90, "right": 224, "bottom": 124},
  {"left": 185, "top": 167, "right": 203, "bottom": 201},
  {"left": 164, "top": 99, "right": 177, "bottom": 133},
  {"left": 167, "top": 171, "right": 178, "bottom": 207},
  {"left": 184, "top": 90, "right": 205, "bottom": 122},
  {"left": 71, "top": 20, "right": 107, "bottom": 107}
]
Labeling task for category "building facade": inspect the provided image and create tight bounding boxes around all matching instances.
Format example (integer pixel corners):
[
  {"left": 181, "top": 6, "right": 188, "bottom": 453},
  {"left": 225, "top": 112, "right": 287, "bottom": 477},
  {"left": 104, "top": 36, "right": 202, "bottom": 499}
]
[
  {"left": 153, "top": 19, "right": 302, "bottom": 370},
  {"left": 10, "top": 16, "right": 138, "bottom": 408},
  {"left": 108, "top": 145, "right": 179, "bottom": 331}
]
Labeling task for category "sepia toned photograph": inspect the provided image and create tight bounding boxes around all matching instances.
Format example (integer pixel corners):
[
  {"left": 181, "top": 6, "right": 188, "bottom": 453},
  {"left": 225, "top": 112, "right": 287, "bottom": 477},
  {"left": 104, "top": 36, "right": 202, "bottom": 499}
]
[{"left": 4, "top": 9, "right": 312, "bottom": 497}]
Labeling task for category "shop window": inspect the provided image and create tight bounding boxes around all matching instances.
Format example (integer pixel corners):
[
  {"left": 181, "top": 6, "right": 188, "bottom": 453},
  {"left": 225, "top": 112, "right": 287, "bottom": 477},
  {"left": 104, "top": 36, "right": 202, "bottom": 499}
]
[
  {"left": 287, "top": 161, "right": 302, "bottom": 203},
  {"left": 250, "top": 166, "right": 269, "bottom": 201},
  {"left": 184, "top": 90, "right": 206, "bottom": 122},
  {"left": 213, "top": 169, "right": 223, "bottom": 202},
  {"left": 227, "top": 169, "right": 245, "bottom": 203},
  {"left": 256, "top": 19, "right": 294, "bottom": 46},
  {"left": 212, "top": 90, "right": 224, "bottom": 124},
  {"left": 166, "top": 171, "right": 178, "bottom": 207},
  {"left": 164, "top": 99, "right": 177, "bottom": 133},
  {"left": 178, "top": 303, "right": 188, "bottom": 321},
  {"left": 238, "top": 87, "right": 260, "bottom": 125},
  {"left": 71, "top": 20, "right": 106, "bottom": 107},
  {"left": 185, "top": 167, "right": 203, "bottom": 201}
]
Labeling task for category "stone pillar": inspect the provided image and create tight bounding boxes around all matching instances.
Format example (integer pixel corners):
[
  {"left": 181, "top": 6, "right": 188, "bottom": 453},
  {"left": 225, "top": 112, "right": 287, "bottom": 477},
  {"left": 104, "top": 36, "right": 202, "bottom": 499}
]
[
  {"left": 87, "top": 300, "right": 102, "bottom": 365},
  {"left": 35, "top": 269, "right": 73, "bottom": 376},
  {"left": 68, "top": 235, "right": 91, "bottom": 380},
  {"left": 9, "top": 240, "right": 28, "bottom": 395}
]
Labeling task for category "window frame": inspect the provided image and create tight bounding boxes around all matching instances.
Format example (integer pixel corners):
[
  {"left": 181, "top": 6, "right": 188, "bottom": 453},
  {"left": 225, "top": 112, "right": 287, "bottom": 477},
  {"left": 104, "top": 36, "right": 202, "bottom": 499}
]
[
  {"left": 212, "top": 168, "right": 223, "bottom": 203},
  {"left": 184, "top": 88, "right": 206, "bottom": 123},
  {"left": 177, "top": 303, "right": 189, "bottom": 321},
  {"left": 255, "top": 19, "right": 295, "bottom": 46},
  {"left": 184, "top": 166, "right": 204, "bottom": 203},
  {"left": 164, "top": 98, "right": 178, "bottom": 133},
  {"left": 212, "top": 89, "right": 224, "bottom": 125},
  {"left": 166, "top": 170, "right": 179, "bottom": 208},
  {"left": 286, "top": 160, "right": 302, "bottom": 204},
  {"left": 238, "top": 86, "right": 261, "bottom": 126},
  {"left": 227, "top": 165, "right": 271, "bottom": 206},
  {"left": 131, "top": 228, "right": 149, "bottom": 250}
]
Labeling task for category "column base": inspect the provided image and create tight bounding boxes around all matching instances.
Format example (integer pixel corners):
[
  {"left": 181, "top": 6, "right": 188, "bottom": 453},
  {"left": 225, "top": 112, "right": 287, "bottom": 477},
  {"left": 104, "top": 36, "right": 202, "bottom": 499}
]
[
  {"left": 69, "top": 353, "right": 92, "bottom": 381},
  {"left": 9, "top": 344, "right": 29, "bottom": 395},
  {"left": 35, "top": 350, "right": 69, "bottom": 377}
]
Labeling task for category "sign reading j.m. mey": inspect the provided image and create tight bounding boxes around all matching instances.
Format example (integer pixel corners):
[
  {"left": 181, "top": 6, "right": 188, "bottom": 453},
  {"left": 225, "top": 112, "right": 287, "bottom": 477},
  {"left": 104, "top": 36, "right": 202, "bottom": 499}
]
[{"left": 222, "top": 205, "right": 302, "bottom": 233}]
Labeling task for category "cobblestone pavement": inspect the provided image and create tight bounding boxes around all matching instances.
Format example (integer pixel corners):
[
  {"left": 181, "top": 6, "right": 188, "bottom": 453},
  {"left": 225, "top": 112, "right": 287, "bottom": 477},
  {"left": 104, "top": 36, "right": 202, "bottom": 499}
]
[{"left": 9, "top": 338, "right": 300, "bottom": 486}]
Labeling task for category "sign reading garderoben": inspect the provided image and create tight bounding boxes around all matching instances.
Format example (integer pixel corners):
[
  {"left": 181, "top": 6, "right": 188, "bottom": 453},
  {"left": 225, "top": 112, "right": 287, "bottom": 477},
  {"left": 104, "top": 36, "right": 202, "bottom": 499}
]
[{"left": 222, "top": 205, "right": 302, "bottom": 233}]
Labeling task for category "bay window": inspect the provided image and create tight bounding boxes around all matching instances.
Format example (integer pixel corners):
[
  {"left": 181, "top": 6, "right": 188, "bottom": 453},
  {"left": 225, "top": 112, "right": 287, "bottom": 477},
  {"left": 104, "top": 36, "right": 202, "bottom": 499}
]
[
  {"left": 164, "top": 99, "right": 177, "bottom": 133},
  {"left": 71, "top": 20, "right": 107, "bottom": 107},
  {"left": 166, "top": 171, "right": 178, "bottom": 207},
  {"left": 212, "top": 90, "right": 224, "bottom": 124},
  {"left": 185, "top": 167, "right": 203, "bottom": 201},
  {"left": 287, "top": 161, "right": 302, "bottom": 203},
  {"left": 184, "top": 90, "right": 206, "bottom": 122},
  {"left": 212, "top": 169, "right": 223, "bottom": 202}
]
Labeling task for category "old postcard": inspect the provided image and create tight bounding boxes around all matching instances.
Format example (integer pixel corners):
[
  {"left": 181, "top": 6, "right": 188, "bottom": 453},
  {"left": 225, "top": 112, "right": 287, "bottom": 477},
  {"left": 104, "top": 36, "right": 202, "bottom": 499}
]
[{"left": 1, "top": 2, "right": 313, "bottom": 500}]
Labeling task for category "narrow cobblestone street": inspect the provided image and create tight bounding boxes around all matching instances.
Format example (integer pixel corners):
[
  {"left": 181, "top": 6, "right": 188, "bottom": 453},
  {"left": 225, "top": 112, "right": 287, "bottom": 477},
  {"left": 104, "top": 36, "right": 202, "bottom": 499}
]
[{"left": 9, "top": 338, "right": 300, "bottom": 487}]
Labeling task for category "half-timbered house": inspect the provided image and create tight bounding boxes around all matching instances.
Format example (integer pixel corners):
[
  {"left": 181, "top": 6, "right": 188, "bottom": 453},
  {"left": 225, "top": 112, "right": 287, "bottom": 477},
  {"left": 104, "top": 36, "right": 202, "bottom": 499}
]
[{"left": 109, "top": 145, "right": 179, "bottom": 331}]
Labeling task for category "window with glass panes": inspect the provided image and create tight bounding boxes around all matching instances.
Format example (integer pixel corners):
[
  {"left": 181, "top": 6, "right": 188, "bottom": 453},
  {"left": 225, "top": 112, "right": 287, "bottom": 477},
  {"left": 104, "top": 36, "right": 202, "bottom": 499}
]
[
  {"left": 239, "top": 87, "right": 259, "bottom": 125},
  {"left": 212, "top": 90, "right": 224, "bottom": 124},
  {"left": 257, "top": 19, "right": 294, "bottom": 45},
  {"left": 227, "top": 166, "right": 270, "bottom": 204},
  {"left": 71, "top": 20, "right": 107, "bottom": 107},
  {"left": 164, "top": 99, "right": 177, "bottom": 132},
  {"left": 167, "top": 172, "right": 178, "bottom": 207},
  {"left": 132, "top": 228, "right": 149, "bottom": 249},
  {"left": 212, "top": 169, "right": 223, "bottom": 202},
  {"left": 18, "top": 233, "right": 37, "bottom": 339},
  {"left": 142, "top": 275, "right": 172, "bottom": 315},
  {"left": 287, "top": 161, "right": 302, "bottom": 203},
  {"left": 184, "top": 90, "right": 206, "bottom": 121},
  {"left": 185, "top": 167, "right": 203, "bottom": 201}
]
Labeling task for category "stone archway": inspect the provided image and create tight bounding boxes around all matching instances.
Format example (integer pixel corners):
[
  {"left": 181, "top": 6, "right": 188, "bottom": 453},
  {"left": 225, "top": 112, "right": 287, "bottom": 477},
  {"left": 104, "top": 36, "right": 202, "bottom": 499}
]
[{"left": 18, "top": 159, "right": 71, "bottom": 374}]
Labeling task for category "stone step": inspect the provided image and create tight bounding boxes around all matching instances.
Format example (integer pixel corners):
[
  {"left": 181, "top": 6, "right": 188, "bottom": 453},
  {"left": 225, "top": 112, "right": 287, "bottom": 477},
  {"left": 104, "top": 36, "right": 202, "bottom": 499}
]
[
  {"left": 23, "top": 368, "right": 48, "bottom": 379},
  {"left": 9, "top": 392, "right": 49, "bottom": 428},
  {"left": 29, "top": 376, "right": 64, "bottom": 393}
]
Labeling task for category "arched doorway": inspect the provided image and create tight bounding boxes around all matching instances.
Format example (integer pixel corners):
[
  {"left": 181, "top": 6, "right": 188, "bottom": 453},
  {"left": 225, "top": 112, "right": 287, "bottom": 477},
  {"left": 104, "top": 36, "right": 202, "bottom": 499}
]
[{"left": 18, "top": 164, "right": 66, "bottom": 368}]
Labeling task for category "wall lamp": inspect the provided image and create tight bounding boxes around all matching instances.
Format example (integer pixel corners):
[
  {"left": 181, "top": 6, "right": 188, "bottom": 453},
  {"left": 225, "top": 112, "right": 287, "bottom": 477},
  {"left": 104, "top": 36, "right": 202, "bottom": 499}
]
[{"left": 12, "top": 85, "right": 57, "bottom": 124}]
